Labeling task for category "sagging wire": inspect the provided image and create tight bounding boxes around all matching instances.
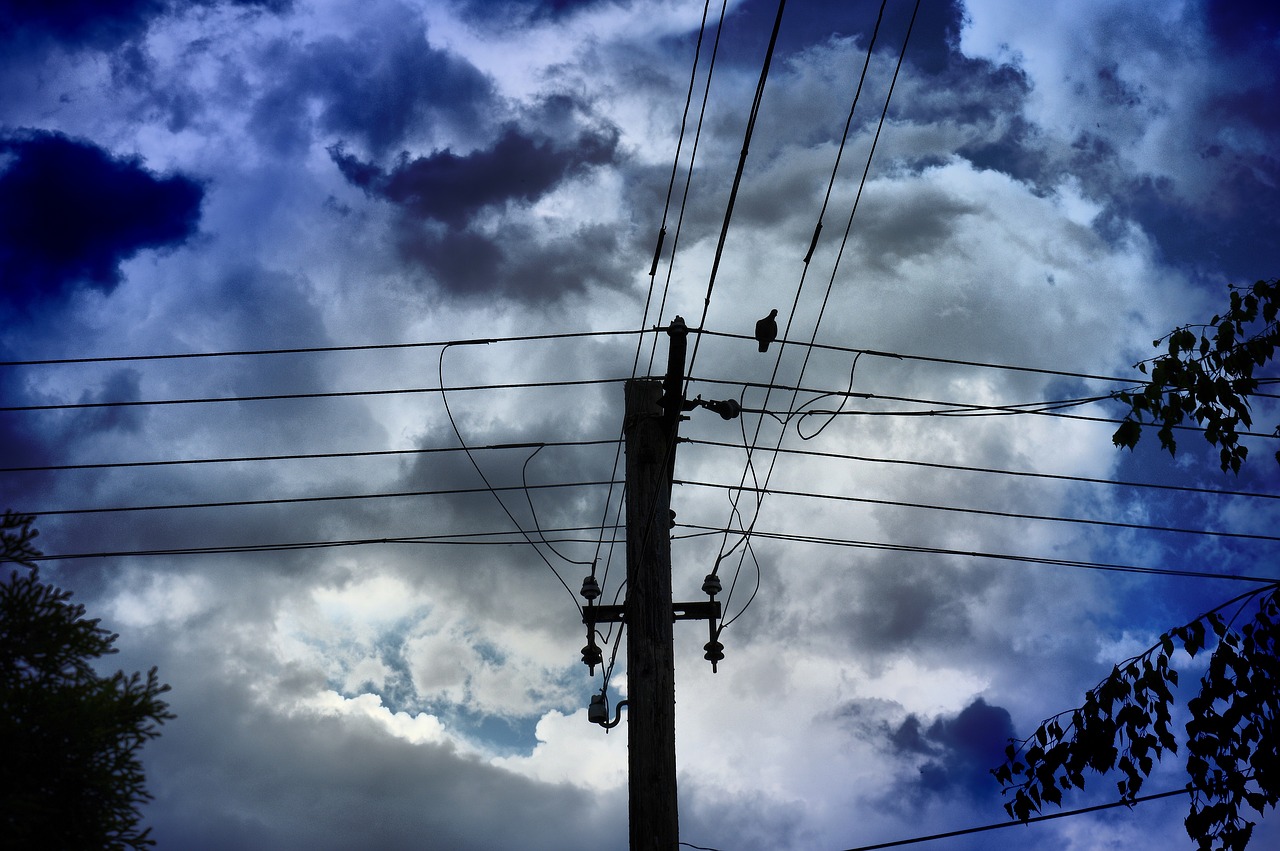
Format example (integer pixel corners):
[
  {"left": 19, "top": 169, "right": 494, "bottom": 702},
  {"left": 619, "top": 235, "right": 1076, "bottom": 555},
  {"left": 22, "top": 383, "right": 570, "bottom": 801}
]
[
  {"left": 713, "top": 354, "right": 869, "bottom": 618},
  {"left": 438, "top": 343, "right": 581, "bottom": 614},
  {"left": 522, "top": 444, "right": 594, "bottom": 568}
]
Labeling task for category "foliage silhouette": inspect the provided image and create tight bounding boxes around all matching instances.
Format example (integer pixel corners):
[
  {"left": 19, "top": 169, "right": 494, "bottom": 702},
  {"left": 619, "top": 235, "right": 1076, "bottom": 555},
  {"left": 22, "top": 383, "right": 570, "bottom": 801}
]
[
  {"left": 1, "top": 511, "right": 173, "bottom": 850},
  {"left": 992, "top": 584, "right": 1279, "bottom": 850},
  {"left": 995, "top": 280, "right": 1280, "bottom": 849},
  {"left": 1113, "top": 278, "right": 1280, "bottom": 472}
]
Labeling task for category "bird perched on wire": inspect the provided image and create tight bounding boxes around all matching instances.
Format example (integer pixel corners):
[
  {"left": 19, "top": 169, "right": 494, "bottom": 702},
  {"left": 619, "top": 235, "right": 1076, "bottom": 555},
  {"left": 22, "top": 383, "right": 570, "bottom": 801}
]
[{"left": 754, "top": 309, "right": 779, "bottom": 352}]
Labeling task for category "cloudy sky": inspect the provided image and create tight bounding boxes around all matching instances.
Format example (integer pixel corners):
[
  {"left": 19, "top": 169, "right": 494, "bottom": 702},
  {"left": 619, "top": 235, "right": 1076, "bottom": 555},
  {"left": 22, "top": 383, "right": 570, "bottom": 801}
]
[{"left": 3, "top": 0, "right": 1279, "bottom": 848}]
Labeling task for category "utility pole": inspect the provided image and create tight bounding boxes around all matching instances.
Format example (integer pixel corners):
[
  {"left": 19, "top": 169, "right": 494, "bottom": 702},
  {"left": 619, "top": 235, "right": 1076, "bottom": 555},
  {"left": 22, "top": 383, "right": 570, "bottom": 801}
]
[
  {"left": 579, "top": 316, "right": 734, "bottom": 850},
  {"left": 623, "top": 318, "right": 685, "bottom": 850}
]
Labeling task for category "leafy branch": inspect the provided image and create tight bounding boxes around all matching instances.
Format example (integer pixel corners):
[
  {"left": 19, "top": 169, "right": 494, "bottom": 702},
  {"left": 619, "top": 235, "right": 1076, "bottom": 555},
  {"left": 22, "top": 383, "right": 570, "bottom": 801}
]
[
  {"left": 1112, "top": 278, "right": 1280, "bottom": 472},
  {"left": 992, "top": 583, "right": 1280, "bottom": 851},
  {"left": 1, "top": 509, "right": 40, "bottom": 567}
]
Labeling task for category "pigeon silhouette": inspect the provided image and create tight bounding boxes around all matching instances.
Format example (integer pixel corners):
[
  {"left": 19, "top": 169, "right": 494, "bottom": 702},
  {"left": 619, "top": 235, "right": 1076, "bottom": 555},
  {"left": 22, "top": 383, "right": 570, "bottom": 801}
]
[{"left": 755, "top": 309, "right": 778, "bottom": 352}]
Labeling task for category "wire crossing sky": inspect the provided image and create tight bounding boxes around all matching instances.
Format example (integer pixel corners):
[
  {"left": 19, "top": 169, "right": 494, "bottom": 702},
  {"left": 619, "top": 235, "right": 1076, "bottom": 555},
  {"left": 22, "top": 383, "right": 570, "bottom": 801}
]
[{"left": 2, "top": 1, "right": 1279, "bottom": 850}]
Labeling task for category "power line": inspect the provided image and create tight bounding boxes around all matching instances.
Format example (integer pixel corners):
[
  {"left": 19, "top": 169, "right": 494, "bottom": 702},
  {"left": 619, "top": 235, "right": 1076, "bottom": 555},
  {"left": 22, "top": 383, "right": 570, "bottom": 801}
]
[
  {"left": 711, "top": 0, "right": 921, "bottom": 630},
  {"left": 836, "top": 788, "right": 1189, "bottom": 851},
  {"left": 642, "top": 0, "right": 728, "bottom": 376},
  {"left": 0, "top": 376, "right": 627, "bottom": 413},
  {"left": 595, "top": 0, "right": 728, "bottom": 592},
  {"left": 437, "top": 343, "right": 586, "bottom": 613},
  {"left": 24, "top": 479, "right": 622, "bottom": 517},
  {"left": 0, "top": 438, "right": 620, "bottom": 474},
  {"left": 692, "top": 328, "right": 1146, "bottom": 384},
  {"left": 30, "top": 524, "right": 625, "bottom": 561},
  {"left": 673, "top": 523, "right": 1279, "bottom": 584},
  {"left": 683, "top": 0, "right": 789, "bottom": 382},
  {"left": 0, "top": 327, "right": 650, "bottom": 367},
  {"left": 678, "top": 479, "right": 1280, "bottom": 544},
  {"left": 685, "top": 438, "right": 1280, "bottom": 500},
  {"left": 701, "top": 0, "right": 890, "bottom": 616},
  {"left": 26, "top": 520, "right": 1276, "bottom": 585}
]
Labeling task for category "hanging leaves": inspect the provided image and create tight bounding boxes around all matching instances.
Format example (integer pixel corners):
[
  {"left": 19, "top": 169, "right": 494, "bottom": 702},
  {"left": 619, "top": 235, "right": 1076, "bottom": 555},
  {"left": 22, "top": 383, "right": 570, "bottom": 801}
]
[
  {"left": 1112, "top": 279, "right": 1280, "bottom": 472},
  {"left": 991, "top": 584, "right": 1280, "bottom": 850}
]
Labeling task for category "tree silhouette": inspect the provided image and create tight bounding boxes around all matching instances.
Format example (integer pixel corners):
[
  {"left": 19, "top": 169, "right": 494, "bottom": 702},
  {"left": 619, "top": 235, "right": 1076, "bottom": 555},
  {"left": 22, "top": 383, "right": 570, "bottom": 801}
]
[
  {"left": 1, "top": 511, "right": 173, "bottom": 849},
  {"left": 1113, "top": 278, "right": 1279, "bottom": 472},
  {"left": 993, "top": 280, "right": 1280, "bottom": 850}
]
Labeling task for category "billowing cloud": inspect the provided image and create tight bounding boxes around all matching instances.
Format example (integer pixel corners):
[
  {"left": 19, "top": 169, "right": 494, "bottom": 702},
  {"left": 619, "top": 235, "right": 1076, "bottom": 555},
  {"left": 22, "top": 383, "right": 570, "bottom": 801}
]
[
  {"left": 0, "top": 130, "right": 202, "bottom": 310},
  {"left": 3, "top": 0, "right": 1279, "bottom": 849}
]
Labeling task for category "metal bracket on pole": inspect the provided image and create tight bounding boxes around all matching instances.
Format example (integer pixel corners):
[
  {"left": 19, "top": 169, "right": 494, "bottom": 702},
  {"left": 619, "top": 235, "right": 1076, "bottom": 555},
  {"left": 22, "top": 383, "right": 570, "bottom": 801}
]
[{"left": 583, "top": 600, "right": 721, "bottom": 626}]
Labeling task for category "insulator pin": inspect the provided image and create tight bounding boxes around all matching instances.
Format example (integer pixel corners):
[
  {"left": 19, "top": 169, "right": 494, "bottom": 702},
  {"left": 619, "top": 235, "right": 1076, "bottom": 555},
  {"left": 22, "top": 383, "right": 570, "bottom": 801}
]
[
  {"left": 704, "top": 640, "right": 725, "bottom": 672},
  {"left": 581, "top": 643, "right": 603, "bottom": 674}
]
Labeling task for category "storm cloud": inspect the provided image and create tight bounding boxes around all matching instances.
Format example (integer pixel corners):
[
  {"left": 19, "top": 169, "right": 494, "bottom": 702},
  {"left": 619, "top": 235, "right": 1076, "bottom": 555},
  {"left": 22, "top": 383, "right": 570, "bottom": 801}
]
[{"left": 0, "top": 130, "right": 202, "bottom": 310}]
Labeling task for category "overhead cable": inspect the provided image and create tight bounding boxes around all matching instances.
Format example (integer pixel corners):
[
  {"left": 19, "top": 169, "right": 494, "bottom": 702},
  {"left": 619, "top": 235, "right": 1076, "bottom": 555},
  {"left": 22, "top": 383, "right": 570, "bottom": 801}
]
[
  {"left": 30, "top": 523, "right": 625, "bottom": 561},
  {"left": 25, "top": 478, "right": 621, "bottom": 517},
  {"left": 0, "top": 327, "right": 650, "bottom": 367},
  {"left": 1, "top": 438, "right": 620, "bottom": 474},
  {"left": 684, "top": 438, "right": 1280, "bottom": 500},
  {"left": 673, "top": 523, "right": 1279, "bottom": 584},
  {"left": 679, "top": 479, "right": 1280, "bottom": 544},
  {"left": 836, "top": 788, "right": 1190, "bottom": 851},
  {"left": 1, "top": 376, "right": 626, "bottom": 413}
]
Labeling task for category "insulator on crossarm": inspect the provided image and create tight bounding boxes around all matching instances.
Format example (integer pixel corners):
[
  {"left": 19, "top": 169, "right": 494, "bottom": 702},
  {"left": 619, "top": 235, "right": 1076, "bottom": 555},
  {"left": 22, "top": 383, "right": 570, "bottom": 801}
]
[
  {"left": 701, "top": 573, "right": 722, "bottom": 597},
  {"left": 581, "top": 642, "right": 603, "bottom": 674},
  {"left": 580, "top": 574, "right": 601, "bottom": 602}
]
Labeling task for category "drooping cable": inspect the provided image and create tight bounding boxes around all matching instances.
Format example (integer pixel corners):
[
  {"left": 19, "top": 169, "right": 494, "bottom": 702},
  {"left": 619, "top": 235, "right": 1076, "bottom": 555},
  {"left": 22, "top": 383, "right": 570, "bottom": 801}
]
[
  {"left": 523, "top": 444, "right": 594, "bottom": 567},
  {"left": 438, "top": 343, "right": 582, "bottom": 613}
]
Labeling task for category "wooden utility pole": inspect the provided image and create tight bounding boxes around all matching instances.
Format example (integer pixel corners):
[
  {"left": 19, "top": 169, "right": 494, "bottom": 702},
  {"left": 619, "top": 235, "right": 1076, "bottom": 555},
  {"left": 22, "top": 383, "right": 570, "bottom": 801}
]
[{"left": 623, "top": 317, "right": 687, "bottom": 850}]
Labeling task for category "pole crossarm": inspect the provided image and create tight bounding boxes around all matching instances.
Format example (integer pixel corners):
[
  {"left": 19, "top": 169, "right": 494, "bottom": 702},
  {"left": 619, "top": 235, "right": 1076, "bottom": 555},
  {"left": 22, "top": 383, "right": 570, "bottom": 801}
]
[{"left": 583, "top": 600, "right": 721, "bottom": 626}]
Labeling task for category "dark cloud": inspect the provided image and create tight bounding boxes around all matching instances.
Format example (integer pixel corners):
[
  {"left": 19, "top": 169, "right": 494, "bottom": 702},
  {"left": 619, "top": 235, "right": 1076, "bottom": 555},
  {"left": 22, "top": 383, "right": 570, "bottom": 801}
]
[
  {"left": 331, "top": 123, "right": 618, "bottom": 228},
  {"left": 394, "top": 221, "right": 625, "bottom": 300},
  {"left": 0, "top": 0, "right": 167, "bottom": 50},
  {"left": 328, "top": 98, "right": 622, "bottom": 299},
  {"left": 251, "top": 14, "right": 495, "bottom": 158},
  {"left": 394, "top": 217, "right": 624, "bottom": 300},
  {"left": 897, "top": 0, "right": 966, "bottom": 76},
  {"left": 453, "top": 0, "right": 620, "bottom": 30},
  {"left": 0, "top": 130, "right": 203, "bottom": 311},
  {"left": 1204, "top": 0, "right": 1280, "bottom": 54},
  {"left": 890, "top": 698, "right": 1014, "bottom": 803},
  {"left": 0, "top": 0, "right": 289, "bottom": 51},
  {"left": 722, "top": 0, "right": 963, "bottom": 73},
  {"left": 1106, "top": 167, "right": 1280, "bottom": 281}
]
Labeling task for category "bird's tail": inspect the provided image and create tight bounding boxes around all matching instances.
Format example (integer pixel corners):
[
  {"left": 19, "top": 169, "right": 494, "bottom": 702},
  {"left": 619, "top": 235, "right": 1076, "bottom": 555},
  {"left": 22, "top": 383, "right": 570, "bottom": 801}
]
[{"left": 758, "top": 341, "right": 768, "bottom": 353}]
